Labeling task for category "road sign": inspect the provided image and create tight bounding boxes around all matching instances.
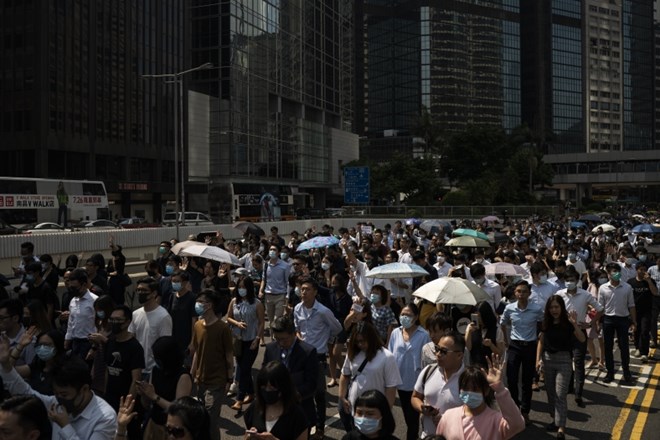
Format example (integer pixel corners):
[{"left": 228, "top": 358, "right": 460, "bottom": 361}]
[{"left": 344, "top": 167, "right": 370, "bottom": 204}]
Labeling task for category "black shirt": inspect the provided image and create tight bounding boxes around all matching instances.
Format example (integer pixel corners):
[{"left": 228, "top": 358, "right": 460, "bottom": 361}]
[
  {"left": 543, "top": 321, "right": 574, "bottom": 354},
  {"left": 168, "top": 291, "right": 197, "bottom": 355},
  {"left": 244, "top": 403, "right": 308, "bottom": 440},
  {"left": 628, "top": 277, "right": 656, "bottom": 311},
  {"left": 104, "top": 337, "right": 145, "bottom": 410}
]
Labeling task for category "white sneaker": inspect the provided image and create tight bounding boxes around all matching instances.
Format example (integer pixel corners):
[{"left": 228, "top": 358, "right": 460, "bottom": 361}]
[
  {"left": 226, "top": 382, "right": 238, "bottom": 396},
  {"left": 632, "top": 349, "right": 641, "bottom": 357},
  {"left": 641, "top": 355, "right": 648, "bottom": 363}
]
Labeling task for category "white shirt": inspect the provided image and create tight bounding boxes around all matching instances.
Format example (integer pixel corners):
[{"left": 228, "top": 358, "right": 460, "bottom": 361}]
[
  {"left": 529, "top": 281, "right": 559, "bottom": 308},
  {"left": 598, "top": 281, "right": 635, "bottom": 317},
  {"left": 65, "top": 290, "right": 98, "bottom": 341},
  {"left": 341, "top": 348, "right": 402, "bottom": 407},
  {"left": 414, "top": 364, "right": 464, "bottom": 437},
  {"left": 473, "top": 278, "right": 502, "bottom": 312},
  {"left": 434, "top": 261, "right": 453, "bottom": 278},
  {"left": 0, "top": 367, "right": 116, "bottom": 440},
  {"left": 567, "top": 259, "right": 587, "bottom": 275},
  {"left": 618, "top": 263, "right": 637, "bottom": 284},
  {"left": 556, "top": 288, "right": 604, "bottom": 325},
  {"left": 128, "top": 306, "right": 172, "bottom": 373}
]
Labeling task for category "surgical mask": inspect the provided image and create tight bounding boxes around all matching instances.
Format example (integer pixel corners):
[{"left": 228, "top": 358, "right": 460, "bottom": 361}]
[
  {"left": 399, "top": 315, "right": 414, "bottom": 329},
  {"left": 238, "top": 288, "right": 248, "bottom": 297},
  {"left": 369, "top": 293, "right": 381, "bottom": 304},
  {"left": 459, "top": 390, "right": 484, "bottom": 409},
  {"left": 138, "top": 293, "right": 151, "bottom": 304},
  {"left": 111, "top": 323, "right": 124, "bottom": 335},
  {"left": 158, "top": 246, "right": 167, "bottom": 254},
  {"left": 194, "top": 302, "right": 206, "bottom": 316},
  {"left": 294, "top": 287, "right": 301, "bottom": 297},
  {"left": 638, "top": 255, "right": 647, "bottom": 262},
  {"left": 260, "top": 389, "right": 280, "bottom": 405},
  {"left": 96, "top": 311, "right": 105, "bottom": 320},
  {"left": 25, "top": 274, "right": 35, "bottom": 284},
  {"left": 539, "top": 275, "right": 548, "bottom": 284},
  {"left": 171, "top": 282, "right": 182, "bottom": 292},
  {"left": 321, "top": 262, "right": 331, "bottom": 271},
  {"left": 437, "top": 256, "right": 445, "bottom": 264},
  {"left": 354, "top": 416, "right": 381, "bottom": 435},
  {"left": 566, "top": 281, "right": 578, "bottom": 290},
  {"left": 598, "top": 277, "right": 608, "bottom": 285},
  {"left": 35, "top": 344, "right": 56, "bottom": 361},
  {"left": 268, "top": 250, "right": 277, "bottom": 259},
  {"left": 611, "top": 272, "right": 622, "bottom": 282},
  {"left": 280, "top": 252, "right": 288, "bottom": 260},
  {"left": 165, "top": 266, "right": 175, "bottom": 275},
  {"left": 568, "top": 253, "right": 576, "bottom": 261}
]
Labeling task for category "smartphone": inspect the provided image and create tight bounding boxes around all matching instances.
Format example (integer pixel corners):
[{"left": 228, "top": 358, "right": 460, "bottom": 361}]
[
  {"left": 351, "top": 303, "right": 364, "bottom": 313},
  {"left": 471, "top": 313, "right": 479, "bottom": 327}
]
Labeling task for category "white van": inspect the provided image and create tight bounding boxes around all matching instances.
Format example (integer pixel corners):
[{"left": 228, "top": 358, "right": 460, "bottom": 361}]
[{"left": 163, "top": 211, "right": 214, "bottom": 226}]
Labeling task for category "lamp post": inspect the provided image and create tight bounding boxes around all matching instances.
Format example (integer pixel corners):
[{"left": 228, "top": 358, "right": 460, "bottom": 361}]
[{"left": 142, "top": 62, "right": 213, "bottom": 240}]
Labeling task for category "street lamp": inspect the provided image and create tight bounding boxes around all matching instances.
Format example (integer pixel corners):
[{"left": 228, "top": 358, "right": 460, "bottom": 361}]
[{"left": 142, "top": 62, "right": 214, "bottom": 240}]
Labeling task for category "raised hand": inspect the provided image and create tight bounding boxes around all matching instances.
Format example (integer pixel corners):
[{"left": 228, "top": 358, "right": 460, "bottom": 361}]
[
  {"left": 117, "top": 394, "right": 138, "bottom": 429},
  {"left": 568, "top": 310, "right": 578, "bottom": 325},
  {"left": 18, "top": 326, "right": 39, "bottom": 347},
  {"left": 482, "top": 353, "right": 504, "bottom": 385}
]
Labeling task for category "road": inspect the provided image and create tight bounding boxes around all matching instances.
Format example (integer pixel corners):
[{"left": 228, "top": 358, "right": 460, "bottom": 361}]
[{"left": 217, "top": 340, "right": 659, "bottom": 440}]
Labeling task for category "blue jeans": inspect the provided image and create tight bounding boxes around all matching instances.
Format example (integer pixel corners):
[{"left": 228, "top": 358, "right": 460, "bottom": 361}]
[
  {"left": 236, "top": 340, "right": 259, "bottom": 399},
  {"left": 603, "top": 316, "right": 631, "bottom": 376}
]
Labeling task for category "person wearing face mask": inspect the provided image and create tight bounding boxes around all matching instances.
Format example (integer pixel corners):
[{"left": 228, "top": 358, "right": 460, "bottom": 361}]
[
  {"left": 598, "top": 263, "right": 636, "bottom": 383},
  {"left": 366, "top": 285, "right": 398, "bottom": 345},
  {"left": 86, "top": 295, "right": 115, "bottom": 395},
  {"left": 22, "top": 262, "right": 60, "bottom": 324},
  {"left": 102, "top": 305, "right": 144, "bottom": 423},
  {"left": 529, "top": 262, "right": 559, "bottom": 309},
  {"left": 556, "top": 266, "right": 604, "bottom": 407},
  {"left": 156, "top": 241, "right": 173, "bottom": 275},
  {"left": 243, "top": 361, "right": 308, "bottom": 440},
  {"left": 0, "top": 346, "right": 117, "bottom": 440},
  {"left": 10, "top": 330, "right": 65, "bottom": 396},
  {"left": 387, "top": 304, "right": 430, "bottom": 440},
  {"left": 585, "top": 269, "right": 608, "bottom": 370},
  {"left": 191, "top": 289, "right": 234, "bottom": 440},
  {"left": 64, "top": 269, "right": 98, "bottom": 358},
  {"left": 465, "top": 302, "right": 506, "bottom": 369},
  {"left": 436, "top": 357, "right": 525, "bottom": 440},
  {"left": 627, "top": 262, "right": 657, "bottom": 364},
  {"left": 166, "top": 271, "right": 197, "bottom": 367},
  {"left": 341, "top": 389, "right": 399, "bottom": 440},
  {"left": 129, "top": 278, "right": 173, "bottom": 376},
  {"left": 433, "top": 250, "right": 452, "bottom": 278},
  {"left": 259, "top": 244, "right": 292, "bottom": 342},
  {"left": 38, "top": 254, "right": 60, "bottom": 301},
  {"left": 327, "top": 274, "right": 353, "bottom": 388},
  {"left": 470, "top": 264, "right": 501, "bottom": 313},
  {"left": 226, "top": 277, "right": 265, "bottom": 411},
  {"left": 617, "top": 249, "right": 637, "bottom": 285}
]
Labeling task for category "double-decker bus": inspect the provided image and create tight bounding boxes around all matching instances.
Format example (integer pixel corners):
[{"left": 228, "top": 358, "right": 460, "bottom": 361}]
[{"left": 0, "top": 177, "right": 110, "bottom": 227}]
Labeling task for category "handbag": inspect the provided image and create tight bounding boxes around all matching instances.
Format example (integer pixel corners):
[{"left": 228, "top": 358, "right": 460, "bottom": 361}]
[{"left": 345, "top": 356, "right": 369, "bottom": 398}]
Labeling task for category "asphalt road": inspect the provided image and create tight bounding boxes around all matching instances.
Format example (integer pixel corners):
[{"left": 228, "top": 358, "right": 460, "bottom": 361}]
[{"left": 217, "top": 341, "right": 660, "bottom": 440}]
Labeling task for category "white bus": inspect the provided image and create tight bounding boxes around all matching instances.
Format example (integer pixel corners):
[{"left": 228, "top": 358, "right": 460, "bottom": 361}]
[{"left": 0, "top": 177, "right": 110, "bottom": 227}]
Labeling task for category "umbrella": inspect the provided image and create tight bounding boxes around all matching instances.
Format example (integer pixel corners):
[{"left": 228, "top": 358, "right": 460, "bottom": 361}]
[
  {"left": 179, "top": 244, "right": 241, "bottom": 265},
  {"left": 578, "top": 214, "right": 601, "bottom": 222},
  {"left": 233, "top": 221, "right": 265, "bottom": 236},
  {"left": 453, "top": 228, "right": 489, "bottom": 241},
  {"left": 413, "top": 277, "right": 491, "bottom": 306},
  {"left": 445, "top": 236, "right": 491, "bottom": 248},
  {"left": 592, "top": 224, "right": 616, "bottom": 233},
  {"left": 632, "top": 224, "right": 660, "bottom": 234},
  {"left": 420, "top": 219, "right": 452, "bottom": 235},
  {"left": 366, "top": 262, "right": 429, "bottom": 279},
  {"left": 171, "top": 240, "right": 201, "bottom": 255},
  {"left": 488, "top": 231, "right": 510, "bottom": 244},
  {"left": 570, "top": 221, "right": 587, "bottom": 229},
  {"left": 632, "top": 214, "right": 646, "bottom": 220},
  {"left": 405, "top": 218, "right": 422, "bottom": 226},
  {"left": 485, "top": 262, "right": 527, "bottom": 277},
  {"left": 297, "top": 235, "right": 340, "bottom": 251},
  {"left": 481, "top": 215, "right": 501, "bottom": 223},
  {"left": 597, "top": 212, "right": 612, "bottom": 217}
]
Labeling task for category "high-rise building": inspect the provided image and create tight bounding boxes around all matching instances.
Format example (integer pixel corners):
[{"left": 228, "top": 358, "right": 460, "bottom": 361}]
[
  {"left": 0, "top": 0, "right": 187, "bottom": 221},
  {"left": 187, "top": 0, "right": 358, "bottom": 221}
]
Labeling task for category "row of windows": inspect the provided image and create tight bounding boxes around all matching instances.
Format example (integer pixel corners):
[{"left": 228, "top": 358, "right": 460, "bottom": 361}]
[{"left": 588, "top": 4, "right": 620, "bottom": 17}]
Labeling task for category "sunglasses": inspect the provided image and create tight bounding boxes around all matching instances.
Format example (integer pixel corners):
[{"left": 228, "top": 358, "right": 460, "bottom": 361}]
[
  {"left": 166, "top": 425, "right": 186, "bottom": 438},
  {"left": 434, "top": 345, "right": 462, "bottom": 356}
]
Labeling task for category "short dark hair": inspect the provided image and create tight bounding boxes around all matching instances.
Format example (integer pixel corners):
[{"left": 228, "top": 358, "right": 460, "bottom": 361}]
[
  {"left": 271, "top": 315, "right": 296, "bottom": 334},
  {"left": 152, "top": 336, "right": 184, "bottom": 374},
  {"left": 20, "top": 242, "right": 35, "bottom": 253},
  {"left": 68, "top": 267, "right": 89, "bottom": 284},
  {"left": 440, "top": 330, "right": 466, "bottom": 353},
  {"left": 39, "top": 254, "right": 53, "bottom": 264},
  {"left": 605, "top": 262, "right": 621, "bottom": 273},
  {"left": 354, "top": 389, "right": 396, "bottom": 436},
  {"left": 0, "top": 395, "right": 52, "bottom": 439},
  {"left": 564, "top": 265, "right": 580, "bottom": 280},
  {"left": 370, "top": 284, "right": 390, "bottom": 305},
  {"left": 52, "top": 356, "right": 92, "bottom": 389},
  {"left": 426, "top": 311, "right": 453, "bottom": 331},
  {"left": 255, "top": 361, "right": 299, "bottom": 413},
  {"left": 196, "top": 289, "right": 220, "bottom": 312},
  {"left": 470, "top": 263, "right": 485, "bottom": 278},
  {"left": 299, "top": 276, "right": 319, "bottom": 291},
  {"left": 529, "top": 262, "right": 546, "bottom": 276},
  {"left": 167, "top": 397, "right": 211, "bottom": 440},
  {"left": 137, "top": 276, "right": 161, "bottom": 296},
  {"left": 171, "top": 270, "right": 190, "bottom": 282},
  {"left": 113, "top": 305, "right": 133, "bottom": 321},
  {"left": 0, "top": 298, "right": 23, "bottom": 320}
]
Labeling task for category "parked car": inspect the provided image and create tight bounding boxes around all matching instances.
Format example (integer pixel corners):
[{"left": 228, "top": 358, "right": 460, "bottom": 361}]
[
  {"left": 20, "top": 222, "right": 67, "bottom": 234},
  {"left": 163, "top": 211, "right": 214, "bottom": 226},
  {"left": 76, "top": 219, "right": 119, "bottom": 229},
  {"left": 0, "top": 219, "right": 19, "bottom": 235},
  {"left": 325, "top": 208, "right": 345, "bottom": 217},
  {"left": 119, "top": 217, "right": 161, "bottom": 229}
]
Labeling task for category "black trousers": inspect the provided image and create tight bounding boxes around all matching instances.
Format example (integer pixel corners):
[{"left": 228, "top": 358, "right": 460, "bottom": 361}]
[
  {"left": 506, "top": 340, "right": 537, "bottom": 414},
  {"left": 398, "top": 389, "right": 419, "bottom": 440}
]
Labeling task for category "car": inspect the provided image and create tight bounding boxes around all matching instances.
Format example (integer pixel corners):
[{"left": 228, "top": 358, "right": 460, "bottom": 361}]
[
  {"left": 0, "top": 219, "right": 19, "bottom": 235},
  {"left": 118, "top": 217, "right": 146, "bottom": 225},
  {"left": 325, "top": 208, "right": 345, "bottom": 217},
  {"left": 20, "top": 222, "right": 67, "bottom": 234},
  {"left": 76, "top": 219, "right": 119, "bottom": 229},
  {"left": 163, "top": 211, "right": 214, "bottom": 226}
]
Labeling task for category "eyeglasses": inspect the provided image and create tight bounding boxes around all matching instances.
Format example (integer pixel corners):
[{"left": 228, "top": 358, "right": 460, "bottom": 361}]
[
  {"left": 434, "top": 345, "right": 462, "bottom": 356},
  {"left": 165, "top": 425, "right": 186, "bottom": 438}
]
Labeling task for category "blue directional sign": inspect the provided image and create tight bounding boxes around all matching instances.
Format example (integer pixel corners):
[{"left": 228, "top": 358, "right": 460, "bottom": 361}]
[{"left": 344, "top": 166, "right": 370, "bottom": 204}]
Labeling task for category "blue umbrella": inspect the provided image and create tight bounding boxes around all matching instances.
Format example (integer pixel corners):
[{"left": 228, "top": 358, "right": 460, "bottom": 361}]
[
  {"left": 632, "top": 224, "right": 660, "bottom": 234},
  {"left": 296, "top": 235, "right": 340, "bottom": 251},
  {"left": 405, "top": 218, "right": 421, "bottom": 226},
  {"left": 570, "top": 221, "right": 587, "bottom": 229},
  {"left": 365, "top": 262, "right": 429, "bottom": 279},
  {"left": 453, "top": 228, "right": 489, "bottom": 241}
]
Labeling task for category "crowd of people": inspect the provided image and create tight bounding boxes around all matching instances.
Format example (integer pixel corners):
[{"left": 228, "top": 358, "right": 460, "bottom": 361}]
[{"left": 0, "top": 213, "right": 658, "bottom": 440}]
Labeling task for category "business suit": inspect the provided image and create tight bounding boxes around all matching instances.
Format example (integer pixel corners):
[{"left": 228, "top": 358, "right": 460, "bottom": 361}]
[{"left": 263, "top": 338, "right": 319, "bottom": 428}]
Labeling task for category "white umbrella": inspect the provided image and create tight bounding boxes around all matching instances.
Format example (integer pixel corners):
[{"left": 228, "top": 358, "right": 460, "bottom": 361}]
[
  {"left": 365, "top": 262, "right": 429, "bottom": 279},
  {"left": 485, "top": 262, "right": 527, "bottom": 277},
  {"left": 413, "top": 277, "right": 490, "bottom": 306},
  {"left": 592, "top": 224, "right": 615, "bottom": 233},
  {"left": 179, "top": 244, "right": 241, "bottom": 266},
  {"left": 171, "top": 240, "right": 200, "bottom": 255}
]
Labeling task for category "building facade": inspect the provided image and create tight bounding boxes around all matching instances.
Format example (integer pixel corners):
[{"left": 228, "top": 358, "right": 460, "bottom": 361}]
[
  {"left": 0, "top": 0, "right": 187, "bottom": 222},
  {"left": 187, "top": 0, "right": 358, "bottom": 222}
]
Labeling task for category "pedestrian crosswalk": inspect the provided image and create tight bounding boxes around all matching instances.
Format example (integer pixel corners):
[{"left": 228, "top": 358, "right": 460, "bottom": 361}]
[{"left": 584, "top": 348, "right": 656, "bottom": 390}]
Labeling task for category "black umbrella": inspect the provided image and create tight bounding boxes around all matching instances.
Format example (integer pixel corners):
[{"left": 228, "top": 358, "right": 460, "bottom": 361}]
[
  {"left": 488, "top": 231, "right": 510, "bottom": 244},
  {"left": 233, "top": 221, "right": 265, "bottom": 236},
  {"left": 578, "top": 214, "right": 601, "bottom": 222}
]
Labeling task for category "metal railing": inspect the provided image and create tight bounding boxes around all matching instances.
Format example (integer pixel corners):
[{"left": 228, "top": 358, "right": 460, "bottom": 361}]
[{"left": 340, "top": 205, "right": 560, "bottom": 218}]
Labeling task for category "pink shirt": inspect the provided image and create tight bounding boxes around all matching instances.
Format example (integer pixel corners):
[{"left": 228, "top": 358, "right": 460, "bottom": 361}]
[{"left": 436, "top": 382, "right": 525, "bottom": 440}]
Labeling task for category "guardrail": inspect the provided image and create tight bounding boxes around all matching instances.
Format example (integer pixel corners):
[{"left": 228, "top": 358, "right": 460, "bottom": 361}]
[{"left": 340, "top": 205, "right": 560, "bottom": 218}]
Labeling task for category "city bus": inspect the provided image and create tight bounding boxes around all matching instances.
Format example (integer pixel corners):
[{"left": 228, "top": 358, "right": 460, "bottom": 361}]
[{"left": 0, "top": 177, "right": 110, "bottom": 227}]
